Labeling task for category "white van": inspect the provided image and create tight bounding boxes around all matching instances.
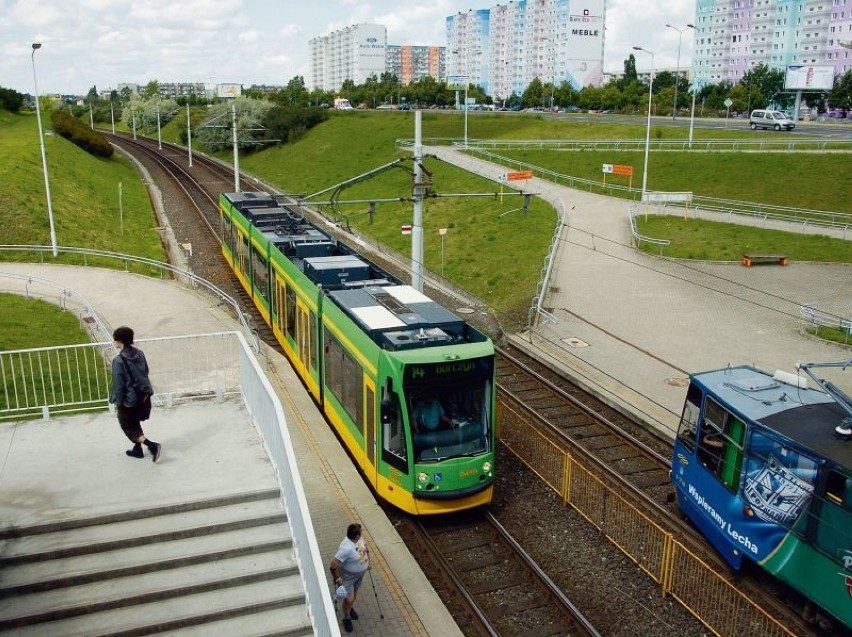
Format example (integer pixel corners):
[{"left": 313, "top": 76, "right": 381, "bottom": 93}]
[{"left": 749, "top": 109, "right": 795, "bottom": 131}]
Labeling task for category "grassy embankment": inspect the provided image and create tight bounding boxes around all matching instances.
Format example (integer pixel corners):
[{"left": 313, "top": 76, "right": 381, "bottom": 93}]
[
  {"left": 0, "top": 293, "right": 91, "bottom": 349},
  {"left": 0, "top": 110, "right": 165, "bottom": 268}
]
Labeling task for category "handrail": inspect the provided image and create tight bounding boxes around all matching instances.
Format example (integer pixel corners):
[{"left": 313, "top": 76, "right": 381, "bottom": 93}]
[
  {"left": 627, "top": 203, "right": 671, "bottom": 255},
  {"left": 396, "top": 137, "right": 852, "bottom": 153},
  {"left": 461, "top": 147, "right": 852, "bottom": 234},
  {"left": 0, "top": 245, "right": 260, "bottom": 352}
]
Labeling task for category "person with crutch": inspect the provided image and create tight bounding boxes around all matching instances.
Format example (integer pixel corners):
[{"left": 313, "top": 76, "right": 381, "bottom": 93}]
[{"left": 329, "top": 522, "right": 370, "bottom": 633}]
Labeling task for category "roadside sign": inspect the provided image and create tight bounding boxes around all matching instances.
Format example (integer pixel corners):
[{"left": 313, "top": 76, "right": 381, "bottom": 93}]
[
  {"left": 724, "top": 98, "right": 733, "bottom": 108},
  {"left": 602, "top": 163, "right": 634, "bottom": 188},
  {"left": 401, "top": 225, "right": 412, "bottom": 235},
  {"left": 506, "top": 170, "right": 534, "bottom": 181}
]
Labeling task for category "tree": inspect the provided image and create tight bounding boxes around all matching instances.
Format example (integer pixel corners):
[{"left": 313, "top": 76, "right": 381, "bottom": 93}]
[
  {"left": 622, "top": 55, "right": 638, "bottom": 87},
  {"left": 521, "top": 77, "right": 544, "bottom": 108},
  {"left": 828, "top": 70, "right": 852, "bottom": 111},
  {"left": 740, "top": 64, "right": 785, "bottom": 107},
  {"left": 0, "top": 86, "right": 25, "bottom": 112}
]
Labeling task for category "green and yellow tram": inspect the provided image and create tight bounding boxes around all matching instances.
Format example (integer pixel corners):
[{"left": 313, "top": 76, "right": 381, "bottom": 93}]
[{"left": 220, "top": 192, "right": 495, "bottom": 514}]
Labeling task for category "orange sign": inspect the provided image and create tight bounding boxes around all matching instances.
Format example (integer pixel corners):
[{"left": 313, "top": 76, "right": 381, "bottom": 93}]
[
  {"left": 506, "top": 170, "right": 534, "bottom": 181},
  {"left": 612, "top": 164, "right": 633, "bottom": 176}
]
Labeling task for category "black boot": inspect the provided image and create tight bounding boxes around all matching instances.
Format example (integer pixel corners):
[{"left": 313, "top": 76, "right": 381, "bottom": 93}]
[
  {"left": 126, "top": 443, "right": 144, "bottom": 459},
  {"left": 145, "top": 440, "right": 162, "bottom": 463}
]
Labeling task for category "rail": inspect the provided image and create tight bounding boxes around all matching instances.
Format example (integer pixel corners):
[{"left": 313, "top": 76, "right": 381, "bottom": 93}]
[
  {"left": 0, "top": 272, "right": 113, "bottom": 343},
  {"left": 497, "top": 399, "right": 798, "bottom": 637},
  {"left": 460, "top": 147, "right": 852, "bottom": 237},
  {"left": 398, "top": 137, "right": 852, "bottom": 153},
  {"left": 0, "top": 332, "right": 339, "bottom": 636},
  {"left": 801, "top": 305, "right": 852, "bottom": 345},
  {"left": 627, "top": 202, "right": 671, "bottom": 255},
  {"left": 0, "top": 245, "right": 260, "bottom": 352}
]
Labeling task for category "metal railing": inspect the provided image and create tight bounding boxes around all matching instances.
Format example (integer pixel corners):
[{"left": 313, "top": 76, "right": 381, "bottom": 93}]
[
  {"left": 460, "top": 138, "right": 852, "bottom": 153},
  {"left": 0, "top": 245, "right": 260, "bottom": 351},
  {"left": 0, "top": 332, "right": 339, "bottom": 636},
  {"left": 460, "top": 148, "right": 852, "bottom": 237},
  {"left": 628, "top": 202, "right": 671, "bottom": 255},
  {"left": 801, "top": 305, "right": 852, "bottom": 345},
  {"left": 498, "top": 400, "right": 796, "bottom": 637},
  {"left": 399, "top": 137, "right": 852, "bottom": 153}
]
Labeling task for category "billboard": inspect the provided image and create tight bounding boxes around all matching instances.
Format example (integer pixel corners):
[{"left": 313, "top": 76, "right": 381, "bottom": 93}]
[
  {"left": 564, "top": 1, "right": 606, "bottom": 88},
  {"left": 216, "top": 83, "right": 242, "bottom": 99},
  {"left": 785, "top": 65, "right": 834, "bottom": 91}
]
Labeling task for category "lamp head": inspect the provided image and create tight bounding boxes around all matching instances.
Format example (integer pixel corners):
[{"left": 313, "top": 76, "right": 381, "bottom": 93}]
[
  {"left": 687, "top": 23, "right": 697, "bottom": 29},
  {"left": 32, "top": 43, "right": 42, "bottom": 51}
]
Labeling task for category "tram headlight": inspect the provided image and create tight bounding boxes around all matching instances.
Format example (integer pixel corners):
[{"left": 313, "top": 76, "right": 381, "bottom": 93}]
[
  {"left": 417, "top": 472, "right": 428, "bottom": 482},
  {"left": 482, "top": 461, "right": 492, "bottom": 474}
]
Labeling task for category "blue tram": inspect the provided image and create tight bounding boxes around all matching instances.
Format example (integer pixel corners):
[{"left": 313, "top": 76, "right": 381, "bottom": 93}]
[
  {"left": 671, "top": 361, "right": 852, "bottom": 628},
  {"left": 219, "top": 191, "right": 496, "bottom": 515}
]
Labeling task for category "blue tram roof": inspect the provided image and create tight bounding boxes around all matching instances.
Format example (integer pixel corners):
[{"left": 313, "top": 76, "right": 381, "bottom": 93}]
[
  {"left": 693, "top": 366, "right": 851, "bottom": 468},
  {"left": 222, "top": 192, "right": 486, "bottom": 352}
]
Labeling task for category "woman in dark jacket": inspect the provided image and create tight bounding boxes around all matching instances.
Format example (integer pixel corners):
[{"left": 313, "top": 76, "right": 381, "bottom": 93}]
[{"left": 110, "top": 326, "right": 161, "bottom": 462}]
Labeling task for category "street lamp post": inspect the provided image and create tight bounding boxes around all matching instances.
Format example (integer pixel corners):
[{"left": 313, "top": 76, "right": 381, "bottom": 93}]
[
  {"left": 30, "top": 43, "right": 58, "bottom": 257},
  {"left": 666, "top": 24, "right": 687, "bottom": 120},
  {"left": 464, "top": 78, "right": 469, "bottom": 148},
  {"left": 633, "top": 46, "right": 654, "bottom": 203},
  {"left": 686, "top": 24, "right": 699, "bottom": 148}
]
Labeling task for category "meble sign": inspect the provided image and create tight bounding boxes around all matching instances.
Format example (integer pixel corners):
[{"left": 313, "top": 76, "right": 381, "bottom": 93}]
[{"left": 572, "top": 29, "right": 599, "bottom": 36}]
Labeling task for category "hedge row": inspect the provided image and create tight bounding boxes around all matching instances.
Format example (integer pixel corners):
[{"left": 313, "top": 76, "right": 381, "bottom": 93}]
[{"left": 50, "top": 110, "right": 114, "bottom": 158}]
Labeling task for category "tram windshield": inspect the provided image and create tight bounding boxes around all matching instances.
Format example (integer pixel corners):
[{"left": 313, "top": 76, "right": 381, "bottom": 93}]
[{"left": 404, "top": 357, "right": 493, "bottom": 462}]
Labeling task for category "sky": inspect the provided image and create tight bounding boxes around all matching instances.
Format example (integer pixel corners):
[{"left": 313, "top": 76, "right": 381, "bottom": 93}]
[{"left": 1, "top": 0, "right": 696, "bottom": 96}]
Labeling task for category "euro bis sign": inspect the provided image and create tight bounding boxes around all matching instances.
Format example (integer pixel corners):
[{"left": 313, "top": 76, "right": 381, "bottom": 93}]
[
  {"left": 506, "top": 170, "right": 534, "bottom": 181},
  {"left": 401, "top": 225, "right": 412, "bottom": 235}
]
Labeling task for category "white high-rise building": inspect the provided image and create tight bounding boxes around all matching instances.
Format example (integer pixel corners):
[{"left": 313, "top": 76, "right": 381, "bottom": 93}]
[
  {"left": 309, "top": 24, "right": 387, "bottom": 92},
  {"left": 691, "top": 0, "right": 852, "bottom": 88},
  {"left": 447, "top": 1, "right": 606, "bottom": 104}
]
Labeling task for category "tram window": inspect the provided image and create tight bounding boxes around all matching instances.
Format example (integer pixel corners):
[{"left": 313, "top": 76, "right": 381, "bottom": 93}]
[
  {"left": 381, "top": 391, "right": 408, "bottom": 474},
  {"left": 814, "top": 470, "right": 852, "bottom": 563},
  {"left": 274, "top": 279, "right": 286, "bottom": 334},
  {"left": 826, "top": 470, "right": 852, "bottom": 508},
  {"left": 699, "top": 397, "right": 746, "bottom": 491},
  {"left": 677, "top": 385, "right": 701, "bottom": 451},
  {"left": 323, "top": 328, "right": 364, "bottom": 437},
  {"left": 743, "top": 431, "right": 817, "bottom": 530},
  {"left": 238, "top": 233, "right": 249, "bottom": 274},
  {"left": 251, "top": 248, "right": 269, "bottom": 301}
]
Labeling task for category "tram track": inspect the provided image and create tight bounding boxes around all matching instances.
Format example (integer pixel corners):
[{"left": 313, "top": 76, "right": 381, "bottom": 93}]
[
  {"left": 113, "top": 135, "right": 816, "bottom": 636},
  {"left": 496, "top": 343, "right": 817, "bottom": 637},
  {"left": 398, "top": 510, "right": 601, "bottom": 637}
]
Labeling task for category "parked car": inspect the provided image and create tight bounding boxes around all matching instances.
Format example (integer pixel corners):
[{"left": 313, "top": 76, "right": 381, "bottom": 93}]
[{"left": 749, "top": 109, "right": 795, "bottom": 131}]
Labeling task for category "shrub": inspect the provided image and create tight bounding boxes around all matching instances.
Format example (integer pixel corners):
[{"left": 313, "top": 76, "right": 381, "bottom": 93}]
[
  {"left": 49, "top": 110, "right": 114, "bottom": 158},
  {"left": 0, "top": 87, "right": 25, "bottom": 112}
]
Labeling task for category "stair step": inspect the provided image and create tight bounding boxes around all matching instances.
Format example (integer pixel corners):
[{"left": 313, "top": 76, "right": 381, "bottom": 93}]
[
  {"left": 0, "top": 551, "right": 299, "bottom": 625},
  {"left": 0, "top": 489, "right": 281, "bottom": 540},
  {"left": 0, "top": 498, "right": 286, "bottom": 565},
  {"left": 2, "top": 578, "right": 306, "bottom": 637},
  {"left": 0, "top": 524, "right": 292, "bottom": 595},
  {"left": 167, "top": 606, "right": 314, "bottom": 637}
]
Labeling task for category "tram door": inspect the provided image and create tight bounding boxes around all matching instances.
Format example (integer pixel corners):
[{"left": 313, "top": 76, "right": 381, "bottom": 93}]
[
  {"left": 365, "top": 379, "right": 376, "bottom": 477},
  {"left": 297, "top": 303, "right": 311, "bottom": 371}
]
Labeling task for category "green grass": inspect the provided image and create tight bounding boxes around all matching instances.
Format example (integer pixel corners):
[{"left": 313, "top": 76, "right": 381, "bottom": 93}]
[
  {"left": 0, "top": 110, "right": 165, "bottom": 269},
  {"left": 634, "top": 217, "right": 852, "bottom": 262},
  {"left": 494, "top": 148, "right": 852, "bottom": 213},
  {"left": 0, "top": 293, "right": 91, "bottom": 349},
  {"left": 805, "top": 325, "right": 852, "bottom": 346}
]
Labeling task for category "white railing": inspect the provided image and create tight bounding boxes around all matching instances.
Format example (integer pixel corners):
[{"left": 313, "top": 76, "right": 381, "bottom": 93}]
[
  {"left": 236, "top": 334, "right": 340, "bottom": 637},
  {"left": 0, "top": 332, "right": 338, "bottom": 636},
  {"left": 801, "top": 305, "right": 852, "bottom": 345},
  {"left": 0, "top": 245, "right": 260, "bottom": 352},
  {"left": 0, "top": 332, "right": 242, "bottom": 421},
  {"left": 460, "top": 148, "right": 852, "bottom": 237},
  {"left": 627, "top": 203, "right": 671, "bottom": 255}
]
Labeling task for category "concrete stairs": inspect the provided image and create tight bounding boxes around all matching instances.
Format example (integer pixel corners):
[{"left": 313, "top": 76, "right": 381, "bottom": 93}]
[{"left": 0, "top": 489, "right": 313, "bottom": 636}]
